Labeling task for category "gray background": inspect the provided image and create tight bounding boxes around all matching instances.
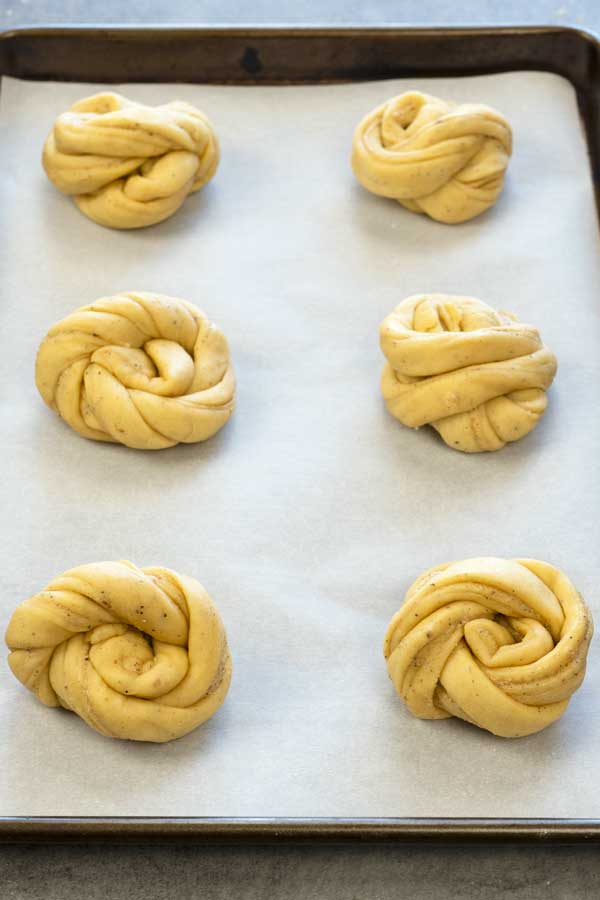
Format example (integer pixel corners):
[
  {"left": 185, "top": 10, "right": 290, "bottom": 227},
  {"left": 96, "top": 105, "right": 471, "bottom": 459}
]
[{"left": 2, "top": 1, "right": 600, "bottom": 898}]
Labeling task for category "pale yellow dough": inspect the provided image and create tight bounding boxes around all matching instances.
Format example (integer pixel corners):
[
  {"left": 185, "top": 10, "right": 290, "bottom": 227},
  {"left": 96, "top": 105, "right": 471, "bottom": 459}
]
[
  {"left": 5, "top": 561, "right": 232, "bottom": 743},
  {"left": 42, "top": 92, "right": 219, "bottom": 229},
  {"left": 35, "top": 291, "right": 235, "bottom": 450},
  {"left": 351, "top": 91, "right": 512, "bottom": 223},
  {"left": 384, "top": 558, "right": 593, "bottom": 738},
  {"left": 380, "top": 293, "right": 557, "bottom": 453}
]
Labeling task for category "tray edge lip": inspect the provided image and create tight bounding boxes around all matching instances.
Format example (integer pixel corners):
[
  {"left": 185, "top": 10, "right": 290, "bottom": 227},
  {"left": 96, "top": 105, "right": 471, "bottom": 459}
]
[
  {"left": 0, "top": 22, "right": 598, "bottom": 42},
  {"left": 1, "top": 23, "right": 599, "bottom": 90},
  {"left": 2, "top": 816, "right": 600, "bottom": 842}
]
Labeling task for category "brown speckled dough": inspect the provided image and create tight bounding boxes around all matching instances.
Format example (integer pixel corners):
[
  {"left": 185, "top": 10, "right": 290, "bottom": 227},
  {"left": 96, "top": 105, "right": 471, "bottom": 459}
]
[
  {"left": 35, "top": 291, "right": 235, "bottom": 450},
  {"left": 384, "top": 557, "right": 593, "bottom": 738},
  {"left": 5, "top": 561, "right": 232, "bottom": 743},
  {"left": 42, "top": 91, "right": 219, "bottom": 229},
  {"left": 351, "top": 90, "right": 512, "bottom": 223}
]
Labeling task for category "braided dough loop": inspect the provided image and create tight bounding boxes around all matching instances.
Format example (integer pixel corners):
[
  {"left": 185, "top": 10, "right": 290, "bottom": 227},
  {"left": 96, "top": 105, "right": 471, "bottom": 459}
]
[
  {"left": 42, "top": 92, "right": 219, "bottom": 229},
  {"left": 5, "top": 561, "right": 232, "bottom": 743},
  {"left": 384, "top": 558, "right": 593, "bottom": 738},
  {"left": 380, "top": 294, "right": 557, "bottom": 453},
  {"left": 351, "top": 91, "right": 512, "bottom": 223},
  {"left": 35, "top": 291, "right": 235, "bottom": 450}
]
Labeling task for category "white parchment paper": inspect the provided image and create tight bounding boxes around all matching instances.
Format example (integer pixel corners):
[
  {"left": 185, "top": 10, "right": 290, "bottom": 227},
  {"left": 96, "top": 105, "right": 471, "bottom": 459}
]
[{"left": 1, "top": 71, "right": 599, "bottom": 819}]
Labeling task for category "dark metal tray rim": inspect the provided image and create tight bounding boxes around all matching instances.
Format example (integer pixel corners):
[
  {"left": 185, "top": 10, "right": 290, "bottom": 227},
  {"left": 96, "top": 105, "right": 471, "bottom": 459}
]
[{"left": 2, "top": 816, "right": 600, "bottom": 843}]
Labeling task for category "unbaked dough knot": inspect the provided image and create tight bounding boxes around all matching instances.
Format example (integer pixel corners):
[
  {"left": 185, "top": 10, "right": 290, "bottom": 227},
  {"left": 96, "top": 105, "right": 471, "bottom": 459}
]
[
  {"left": 42, "top": 92, "right": 219, "bottom": 228},
  {"left": 351, "top": 91, "right": 512, "bottom": 223},
  {"left": 5, "top": 561, "right": 232, "bottom": 743},
  {"left": 35, "top": 291, "right": 235, "bottom": 450},
  {"left": 384, "top": 558, "right": 593, "bottom": 737},
  {"left": 380, "top": 294, "right": 557, "bottom": 452}
]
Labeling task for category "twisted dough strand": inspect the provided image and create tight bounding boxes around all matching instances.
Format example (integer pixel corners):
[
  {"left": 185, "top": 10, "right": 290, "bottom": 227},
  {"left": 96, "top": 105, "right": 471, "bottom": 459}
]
[
  {"left": 35, "top": 291, "right": 235, "bottom": 450},
  {"left": 43, "top": 92, "right": 219, "bottom": 229},
  {"left": 384, "top": 558, "right": 593, "bottom": 738},
  {"left": 352, "top": 91, "right": 512, "bottom": 223},
  {"left": 5, "top": 561, "right": 232, "bottom": 743},
  {"left": 380, "top": 294, "right": 557, "bottom": 452}
]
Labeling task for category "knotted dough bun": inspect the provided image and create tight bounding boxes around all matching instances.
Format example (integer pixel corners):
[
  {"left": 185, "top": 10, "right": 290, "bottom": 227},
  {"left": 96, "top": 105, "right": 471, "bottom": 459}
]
[
  {"left": 380, "top": 294, "right": 557, "bottom": 453},
  {"left": 351, "top": 90, "right": 512, "bottom": 223},
  {"left": 5, "top": 561, "right": 232, "bottom": 743},
  {"left": 384, "top": 558, "right": 593, "bottom": 738},
  {"left": 35, "top": 291, "right": 235, "bottom": 450},
  {"left": 42, "top": 92, "right": 219, "bottom": 229}
]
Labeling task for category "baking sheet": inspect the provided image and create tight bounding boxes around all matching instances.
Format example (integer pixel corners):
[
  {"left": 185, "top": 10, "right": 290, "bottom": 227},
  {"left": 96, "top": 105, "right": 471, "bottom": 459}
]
[{"left": 1, "top": 70, "right": 599, "bottom": 819}]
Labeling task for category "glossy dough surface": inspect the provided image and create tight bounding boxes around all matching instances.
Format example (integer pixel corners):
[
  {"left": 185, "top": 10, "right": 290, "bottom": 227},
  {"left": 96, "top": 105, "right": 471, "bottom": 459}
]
[
  {"left": 42, "top": 92, "right": 219, "bottom": 229},
  {"left": 5, "top": 561, "right": 232, "bottom": 743},
  {"left": 36, "top": 291, "right": 235, "bottom": 450},
  {"left": 384, "top": 558, "right": 593, "bottom": 738},
  {"left": 380, "top": 293, "right": 557, "bottom": 453},
  {"left": 352, "top": 90, "right": 512, "bottom": 223}
]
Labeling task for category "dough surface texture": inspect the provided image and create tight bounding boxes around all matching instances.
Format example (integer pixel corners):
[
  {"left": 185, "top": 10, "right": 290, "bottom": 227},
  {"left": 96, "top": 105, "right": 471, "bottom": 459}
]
[
  {"left": 36, "top": 291, "right": 235, "bottom": 450},
  {"left": 351, "top": 90, "right": 512, "bottom": 223},
  {"left": 384, "top": 557, "right": 593, "bottom": 738},
  {"left": 5, "top": 561, "right": 232, "bottom": 743},
  {"left": 43, "top": 91, "right": 219, "bottom": 229},
  {"left": 380, "top": 293, "right": 557, "bottom": 453}
]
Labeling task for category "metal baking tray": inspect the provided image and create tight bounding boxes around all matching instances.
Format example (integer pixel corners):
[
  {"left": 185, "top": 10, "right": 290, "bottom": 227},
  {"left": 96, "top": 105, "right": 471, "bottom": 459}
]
[{"left": 1, "top": 23, "right": 600, "bottom": 844}]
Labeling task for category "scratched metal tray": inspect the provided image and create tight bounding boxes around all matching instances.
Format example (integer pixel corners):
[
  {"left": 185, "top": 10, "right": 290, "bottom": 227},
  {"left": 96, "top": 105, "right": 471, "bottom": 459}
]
[{"left": 1, "top": 24, "right": 599, "bottom": 844}]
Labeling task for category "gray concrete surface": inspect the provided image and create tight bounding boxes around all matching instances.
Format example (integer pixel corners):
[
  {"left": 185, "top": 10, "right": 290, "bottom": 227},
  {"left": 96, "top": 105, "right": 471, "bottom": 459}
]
[
  {"left": 2, "top": 1, "right": 600, "bottom": 898},
  {"left": 2, "top": 841, "right": 600, "bottom": 899},
  {"left": 0, "top": 0, "right": 597, "bottom": 29}
]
